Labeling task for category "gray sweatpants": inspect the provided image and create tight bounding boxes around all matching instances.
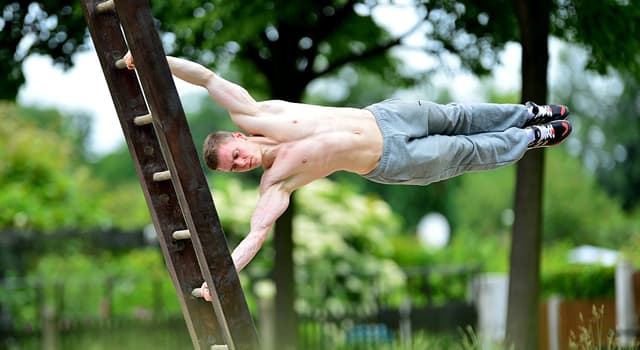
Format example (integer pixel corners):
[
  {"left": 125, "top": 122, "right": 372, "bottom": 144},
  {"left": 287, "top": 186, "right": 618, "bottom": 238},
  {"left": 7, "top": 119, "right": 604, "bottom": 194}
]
[{"left": 363, "top": 99, "right": 530, "bottom": 185}]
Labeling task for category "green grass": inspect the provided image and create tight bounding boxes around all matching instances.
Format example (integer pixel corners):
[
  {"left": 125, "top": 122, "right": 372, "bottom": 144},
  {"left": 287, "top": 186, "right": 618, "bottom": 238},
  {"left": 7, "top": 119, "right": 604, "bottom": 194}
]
[
  {"left": 7, "top": 308, "right": 637, "bottom": 350},
  {"left": 4, "top": 319, "right": 192, "bottom": 350}
]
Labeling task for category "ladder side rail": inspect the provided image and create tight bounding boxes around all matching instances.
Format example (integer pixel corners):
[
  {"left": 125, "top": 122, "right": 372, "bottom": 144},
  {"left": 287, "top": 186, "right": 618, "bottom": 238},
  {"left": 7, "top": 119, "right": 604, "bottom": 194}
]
[
  {"left": 80, "top": 1, "right": 225, "bottom": 349},
  {"left": 113, "top": 1, "right": 260, "bottom": 349}
]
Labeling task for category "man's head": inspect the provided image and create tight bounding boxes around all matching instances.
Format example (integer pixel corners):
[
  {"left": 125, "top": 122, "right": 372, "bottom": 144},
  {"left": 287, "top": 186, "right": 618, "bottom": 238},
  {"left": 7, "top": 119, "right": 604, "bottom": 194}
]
[{"left": 203, "top": 131, "right": 262, "bottom": 172}]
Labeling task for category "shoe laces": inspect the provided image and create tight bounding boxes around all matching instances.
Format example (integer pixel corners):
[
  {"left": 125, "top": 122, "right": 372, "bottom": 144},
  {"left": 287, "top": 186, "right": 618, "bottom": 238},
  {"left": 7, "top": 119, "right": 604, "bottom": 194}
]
[
  {"left": 537, "top": 124, "right": 556, "bottom": 141},
  {"left": 535, "top": 105, "right": 553, "bottom": 118}
]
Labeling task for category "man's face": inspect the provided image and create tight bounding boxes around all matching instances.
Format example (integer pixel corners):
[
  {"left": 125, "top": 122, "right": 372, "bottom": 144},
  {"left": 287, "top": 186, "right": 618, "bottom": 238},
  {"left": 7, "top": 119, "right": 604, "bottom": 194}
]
[{"left": 216, "top": 133, "right": 262, "bottom": 172}]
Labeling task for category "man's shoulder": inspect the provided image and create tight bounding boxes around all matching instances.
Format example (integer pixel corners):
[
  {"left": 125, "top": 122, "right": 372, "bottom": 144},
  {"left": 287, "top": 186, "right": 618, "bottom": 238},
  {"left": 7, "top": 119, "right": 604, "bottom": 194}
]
[{"left": 257, "top": 99, "right": 290, "bottom": 112}]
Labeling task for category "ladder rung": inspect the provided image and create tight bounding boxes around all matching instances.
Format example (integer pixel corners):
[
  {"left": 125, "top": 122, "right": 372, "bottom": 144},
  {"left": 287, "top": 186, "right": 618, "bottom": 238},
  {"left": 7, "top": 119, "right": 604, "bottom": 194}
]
[
  {"left": 191, "top": 287, "right": 203, "bottom": 298},
  {"left": 133, "top": 113, "right": 153, "bottom": 125},
  {"left": 153, "top": 170, "right": 171, "bottom": 182},
  {"left": 115, "top": 58, "right": 128, "bottom": 69},
  {"left": 172, "top": 229, "right": 191, "bottom": 240},
  {"left": 96, "top": 0, "right": 114, "bottom": 13},
  {"left": 81, "top": 0, "right": 261, "bottom": 347}
]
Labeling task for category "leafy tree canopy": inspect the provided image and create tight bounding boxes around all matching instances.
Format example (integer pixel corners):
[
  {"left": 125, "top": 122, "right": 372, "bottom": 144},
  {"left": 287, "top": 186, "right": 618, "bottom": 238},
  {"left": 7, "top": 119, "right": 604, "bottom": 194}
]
[
  {"left": 552, "top": 0, "right": 640, "bottom": 77},
  {"left": 2, "top": 0, "right": 639, "bottom": 103},
  {"left": 147, "top": 0, "right": 525, "bottom": 103},
  {"left": 0, "top": 1, "right": 86, "bottom": 100}
]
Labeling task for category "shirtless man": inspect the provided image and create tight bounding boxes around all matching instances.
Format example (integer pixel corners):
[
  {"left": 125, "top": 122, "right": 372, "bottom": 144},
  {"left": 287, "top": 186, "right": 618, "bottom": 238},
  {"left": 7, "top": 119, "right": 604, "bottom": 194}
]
[{"left": 124, "top": 54, "right": 571, "bottom": 297}]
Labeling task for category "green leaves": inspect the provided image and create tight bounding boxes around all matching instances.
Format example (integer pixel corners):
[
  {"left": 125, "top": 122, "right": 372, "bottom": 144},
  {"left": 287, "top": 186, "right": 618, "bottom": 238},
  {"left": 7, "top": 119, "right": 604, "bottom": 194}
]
[
  {"left": 554, "top": 0, "right": 640, "bottom": 78},
  {"left": 0, "top": 103, "right": 109, "bottom": 231},
  {"left": 541, "top": 265, "right": 615, "bottom": 299},
  {"left": 210, "top": 176, "right": 406, "bottom": 314},
  {"left": 0, "top": 1, "right": 87, "bottom": 100}
]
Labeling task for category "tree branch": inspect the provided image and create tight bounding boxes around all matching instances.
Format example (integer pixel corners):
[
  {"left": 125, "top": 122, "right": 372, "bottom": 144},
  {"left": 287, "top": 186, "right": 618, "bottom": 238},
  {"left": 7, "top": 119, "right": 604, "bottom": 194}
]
[
  {"left": 313, "top": 38, "right": 401, "bottom": 79},
  {"left": 312, "top": 7, "right": 429, "bottom": 79},
  {"left": 311, "top": 0, "right": 360, "bottom": 44}
]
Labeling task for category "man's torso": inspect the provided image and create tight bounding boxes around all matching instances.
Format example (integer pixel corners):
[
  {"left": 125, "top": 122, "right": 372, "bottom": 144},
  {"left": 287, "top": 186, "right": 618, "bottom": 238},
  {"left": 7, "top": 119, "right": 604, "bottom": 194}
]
[{"left": 242, "top": 100, "right": 383, "bottom": 190}]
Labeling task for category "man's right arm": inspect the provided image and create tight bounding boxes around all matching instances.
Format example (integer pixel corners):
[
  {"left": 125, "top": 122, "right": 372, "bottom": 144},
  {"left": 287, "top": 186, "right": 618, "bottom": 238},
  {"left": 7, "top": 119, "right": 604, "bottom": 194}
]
[{"left": 124, "top": 52, "right": 258, "bottom": 117}]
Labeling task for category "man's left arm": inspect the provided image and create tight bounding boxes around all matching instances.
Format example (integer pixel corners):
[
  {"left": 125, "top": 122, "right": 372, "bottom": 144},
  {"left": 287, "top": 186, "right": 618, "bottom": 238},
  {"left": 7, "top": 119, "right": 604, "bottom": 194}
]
[
  {"left": 231, "top": 182, "right": 292, "bottom": 272},
  {"left": 199, "top": 182, "right": 291, "bottom": 301}
]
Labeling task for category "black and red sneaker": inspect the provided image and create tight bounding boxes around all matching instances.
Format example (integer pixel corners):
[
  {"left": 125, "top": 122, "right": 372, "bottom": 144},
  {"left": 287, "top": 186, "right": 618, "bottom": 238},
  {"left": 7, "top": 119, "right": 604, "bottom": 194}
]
[
  {"left": 527, "top": 120, "right": 572, "bottom": 148},
  {"left": 524, "top": 101, "right": 570, "bottom": 126}
]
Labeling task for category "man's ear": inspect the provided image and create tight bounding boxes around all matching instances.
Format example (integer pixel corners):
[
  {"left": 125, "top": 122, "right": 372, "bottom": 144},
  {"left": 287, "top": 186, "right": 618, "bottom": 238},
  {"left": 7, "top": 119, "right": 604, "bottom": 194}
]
[{"left": 232, "top": 131, "right": 247, "bottom": 140}]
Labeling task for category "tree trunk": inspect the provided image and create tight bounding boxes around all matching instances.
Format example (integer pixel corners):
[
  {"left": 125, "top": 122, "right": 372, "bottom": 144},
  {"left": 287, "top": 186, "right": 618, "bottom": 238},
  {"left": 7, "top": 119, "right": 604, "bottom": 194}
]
[
  {"left": 273, "top": 194, "right": 297, "bottom": 350},
  {"left": 269, "top": 78, "right": 305, "bottom": 350},
  {"left": 506, "top": 1, "right": 551, "bottom": 349}
]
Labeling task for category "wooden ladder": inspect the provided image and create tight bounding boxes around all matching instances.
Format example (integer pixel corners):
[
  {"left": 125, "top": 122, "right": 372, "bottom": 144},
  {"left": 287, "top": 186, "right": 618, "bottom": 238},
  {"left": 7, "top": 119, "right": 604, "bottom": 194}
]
[{"left": 80, "top": 1, "right": 260, "bottom": 349}]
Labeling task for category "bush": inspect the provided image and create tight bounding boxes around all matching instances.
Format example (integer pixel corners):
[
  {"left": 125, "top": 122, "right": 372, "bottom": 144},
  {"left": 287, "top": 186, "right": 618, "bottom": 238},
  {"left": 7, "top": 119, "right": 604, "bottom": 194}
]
[
  {"left": 541, "top": 265, "right": 615, "bottom": 299},
  {"left": 210, "top": 177, "right": 408, "bottom": 314},
  {"left": 449, "top": 147, "right": 638, "bottom": 248},
  {"left": 0, "top": 102, "right": 110, "bottom": 231}
]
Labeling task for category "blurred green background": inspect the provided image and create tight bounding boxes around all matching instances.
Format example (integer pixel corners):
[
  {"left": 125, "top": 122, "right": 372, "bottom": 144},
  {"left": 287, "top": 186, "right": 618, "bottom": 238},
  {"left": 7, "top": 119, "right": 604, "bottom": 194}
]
[{"left": 1, "top": 0, "right": 640, "bottom": 349}]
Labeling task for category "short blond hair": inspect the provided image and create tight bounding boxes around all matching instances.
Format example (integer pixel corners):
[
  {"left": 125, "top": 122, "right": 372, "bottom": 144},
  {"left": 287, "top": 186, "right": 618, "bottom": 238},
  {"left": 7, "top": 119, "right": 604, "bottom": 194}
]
[{"left": 203, "top": 131, "right": 234, "bottom": 170}]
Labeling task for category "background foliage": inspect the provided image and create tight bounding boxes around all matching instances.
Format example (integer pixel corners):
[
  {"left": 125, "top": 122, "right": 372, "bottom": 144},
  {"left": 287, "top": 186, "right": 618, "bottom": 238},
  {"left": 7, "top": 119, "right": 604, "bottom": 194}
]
[
  {"left": 2, "top": 0, "right": 640, "bottom": 348},
  {"left": 0, "top": 103, "right": 108, "bottom": 231}
]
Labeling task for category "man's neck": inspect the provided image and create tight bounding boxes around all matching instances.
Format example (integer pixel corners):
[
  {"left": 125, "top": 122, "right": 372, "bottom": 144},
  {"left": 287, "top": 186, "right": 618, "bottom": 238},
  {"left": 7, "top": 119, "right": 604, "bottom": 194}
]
[
  {"left": 247, "top": 135, "right": 277, "bottom": 144},
  {"left": 261, "top": 146, "right": 277, "bottom": 169},
  {"left": 247, "top": 136, "right": 279, "bottom": 169}
]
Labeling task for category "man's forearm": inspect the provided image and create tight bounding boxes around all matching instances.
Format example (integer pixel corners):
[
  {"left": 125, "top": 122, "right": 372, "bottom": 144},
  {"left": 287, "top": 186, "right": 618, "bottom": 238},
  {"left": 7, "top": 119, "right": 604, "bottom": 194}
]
[
  {"left": 231, "top": 228, "right": 270, "bottom": 271},
  {"left": 231, "top": 184, "right": 291, "bottom": 271},
  {"left": 166, "top": 56, "right": 214, "bottom": 87}
]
